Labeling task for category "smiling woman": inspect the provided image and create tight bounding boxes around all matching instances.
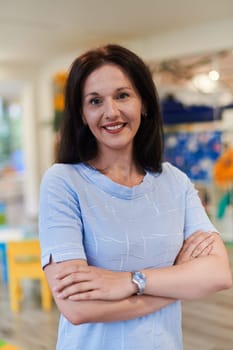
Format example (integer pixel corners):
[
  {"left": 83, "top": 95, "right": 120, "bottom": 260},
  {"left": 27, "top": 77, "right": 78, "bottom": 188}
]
[
  {"left": 39, "top": 44, "right": 232, "bottom": 350},
  {"left": 81, "top": 64, "right": 143, "bottom": 159}
]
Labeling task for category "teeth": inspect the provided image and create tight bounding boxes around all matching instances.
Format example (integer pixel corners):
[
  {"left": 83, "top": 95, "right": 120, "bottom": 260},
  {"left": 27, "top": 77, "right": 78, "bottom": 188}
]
[{"left": 105, "top": 124, "right": 124, "bottom": 130}]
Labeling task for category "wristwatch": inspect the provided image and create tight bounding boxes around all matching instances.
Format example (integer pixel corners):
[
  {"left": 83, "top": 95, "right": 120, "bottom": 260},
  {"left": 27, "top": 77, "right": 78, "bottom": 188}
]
[{"left": 131, "top": 271, "right": 146, "bottom": 295}]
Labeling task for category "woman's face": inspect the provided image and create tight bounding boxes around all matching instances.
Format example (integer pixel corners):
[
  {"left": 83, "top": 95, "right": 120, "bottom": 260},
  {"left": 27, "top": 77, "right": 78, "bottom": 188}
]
[{"left": 82, "top": 64, "right": 144, "bottom": 155}]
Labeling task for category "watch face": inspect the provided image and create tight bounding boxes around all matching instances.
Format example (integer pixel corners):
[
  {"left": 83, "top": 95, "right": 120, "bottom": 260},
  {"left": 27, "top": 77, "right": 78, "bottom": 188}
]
[{"left": 132, "top": 271, "right": 146, "bottom": 295}]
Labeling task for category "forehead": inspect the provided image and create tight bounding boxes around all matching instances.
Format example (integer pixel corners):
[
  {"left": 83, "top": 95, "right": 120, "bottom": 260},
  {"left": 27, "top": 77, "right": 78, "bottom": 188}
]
[{"left": 83, "top": 64, "right": 134, "bottom": 92}]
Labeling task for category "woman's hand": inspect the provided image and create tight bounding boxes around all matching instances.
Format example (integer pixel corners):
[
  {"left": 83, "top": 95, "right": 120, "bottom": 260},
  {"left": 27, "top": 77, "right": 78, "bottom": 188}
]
[
  {"left": 175, "top": 230, "right": 215, "bottom": 265},
  {"left": 53, "top": 265, "right": 135, "bottom": 301}
]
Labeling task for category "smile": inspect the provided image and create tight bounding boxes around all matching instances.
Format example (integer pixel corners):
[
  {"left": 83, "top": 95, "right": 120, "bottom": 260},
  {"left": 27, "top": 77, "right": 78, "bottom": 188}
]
[{"left": 103, "top": 123, "right": 126, "bottom": 132}]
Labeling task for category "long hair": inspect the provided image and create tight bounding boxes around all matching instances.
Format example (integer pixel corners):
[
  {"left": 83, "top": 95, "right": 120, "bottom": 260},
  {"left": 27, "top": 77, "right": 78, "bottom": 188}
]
[{"left": 57, "top": 44, "right": 164, "bottom": 173}]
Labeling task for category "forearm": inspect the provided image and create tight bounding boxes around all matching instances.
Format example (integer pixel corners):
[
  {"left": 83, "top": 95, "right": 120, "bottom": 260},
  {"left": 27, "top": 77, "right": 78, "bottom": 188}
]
[
  {"left": 56, "top": 294, "right": 175, "bottom": 325},
  {"left": 143, "top": 255, "right": 232, "bottom": 300},
  {"left": 50, "top": 233, "right": 232, "bottom": 312},
  {"left": 47, "top": 259, "right": 175, "bottom": 324}
]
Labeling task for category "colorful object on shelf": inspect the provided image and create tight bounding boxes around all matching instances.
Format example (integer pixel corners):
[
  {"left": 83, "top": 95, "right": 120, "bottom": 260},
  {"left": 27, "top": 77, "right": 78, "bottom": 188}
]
[
  {"left": 216, "top": 190, "right": 232, "bottom": 219},
  {"left": 0, "top": 202, "right": 6, "bottom": 225},
  {"left": 53, "top": 72, "right": 67, "bottom": 132},
  {"left": 213, "top": 148, "right": 233, "bottom": 188},
  {"left": 213, "top": 148, "right": 233, "bottom": 220},
  {"left": 0, "top": 339, "right": 21, "bottom": 349},
  {"left": 0, "top": 242, "right": 8, "bottom": 283}
]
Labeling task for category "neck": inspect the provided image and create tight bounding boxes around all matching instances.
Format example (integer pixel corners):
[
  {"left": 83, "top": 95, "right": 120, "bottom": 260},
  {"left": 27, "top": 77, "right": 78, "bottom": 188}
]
[{"left": 88, "top": 153, "right": 145, "bottom": 187}]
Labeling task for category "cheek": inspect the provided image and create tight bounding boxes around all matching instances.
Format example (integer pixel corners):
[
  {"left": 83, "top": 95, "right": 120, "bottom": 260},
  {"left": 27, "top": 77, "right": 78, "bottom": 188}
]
[
  {"left": 129, "top": 107, "right": 142, "bottom": 127},
  {"left": 123, "top": 103, "right": 137, "bottom": 115},
  {"left": 83, "top": 110, "right": 99, "bottom": 128},
  {"left": 85, "top": 117, "right": 101, "bottom": 139},
  {"left": 86, "top": 121, "right": 98, "bottom": 135},
  {"left": 130, "top": 101, "right": 143, "bottom": 119}
]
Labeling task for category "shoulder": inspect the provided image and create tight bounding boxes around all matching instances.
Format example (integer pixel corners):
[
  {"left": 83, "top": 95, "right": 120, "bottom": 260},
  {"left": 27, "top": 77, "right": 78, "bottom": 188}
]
[
  {"left": 151, "top": 162, "right": 191, "bottom": 195},
  {"left": 40, "top": 163, "right": 84, "bottom": 192},
  {"left": 41, "top": 163, "right": 73, "bottom": 183},
  {"left": 161, "top": 162, "right": 189, "bottom": 184},
  {"left": 42, "top": 162, "right": 85, "bottom": 179}
]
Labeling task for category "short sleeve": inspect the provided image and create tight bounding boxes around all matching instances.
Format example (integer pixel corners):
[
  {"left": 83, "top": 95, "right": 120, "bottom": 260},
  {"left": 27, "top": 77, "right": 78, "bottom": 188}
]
[
  {"left": 39, "top": 165, "right": 86, "bottom": 269},
  {"left": 184, "top": 175, "right": 218, "bottom": 239}
]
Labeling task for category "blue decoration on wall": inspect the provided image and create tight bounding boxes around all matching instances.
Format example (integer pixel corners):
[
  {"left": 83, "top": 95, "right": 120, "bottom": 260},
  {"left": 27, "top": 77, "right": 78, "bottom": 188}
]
[
  {"left": 164, "top": 130, "right": 222, "bottom": 182},
  {"left": 161, "top": 95, "right": 222, "bottom": 125}
]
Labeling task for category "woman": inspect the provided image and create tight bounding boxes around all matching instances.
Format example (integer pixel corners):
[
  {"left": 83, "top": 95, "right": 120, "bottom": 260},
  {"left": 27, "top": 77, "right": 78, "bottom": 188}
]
[{"left": 39, "top": 44, "right": 232, "bottom": 350}]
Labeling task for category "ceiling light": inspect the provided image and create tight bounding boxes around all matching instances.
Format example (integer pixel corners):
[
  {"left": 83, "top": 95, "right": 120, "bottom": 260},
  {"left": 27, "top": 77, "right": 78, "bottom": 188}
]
[
  {"left": 208, "top": 70, "right": 220, "bottom": 81},
  {"left": 192, "top": 73, "right": 218, "bottom": 93}
]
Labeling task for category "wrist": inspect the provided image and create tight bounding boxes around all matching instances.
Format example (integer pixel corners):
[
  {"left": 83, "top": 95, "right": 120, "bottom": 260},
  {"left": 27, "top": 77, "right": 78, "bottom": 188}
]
[{"left": 131, "top": 271, "right": 147, "bottom": 295}]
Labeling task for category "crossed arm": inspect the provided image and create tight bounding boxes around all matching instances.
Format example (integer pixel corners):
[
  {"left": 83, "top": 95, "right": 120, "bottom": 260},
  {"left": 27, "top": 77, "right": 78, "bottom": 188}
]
[{"left": 44, "top": 231, "right": 232, "bottom": 325}]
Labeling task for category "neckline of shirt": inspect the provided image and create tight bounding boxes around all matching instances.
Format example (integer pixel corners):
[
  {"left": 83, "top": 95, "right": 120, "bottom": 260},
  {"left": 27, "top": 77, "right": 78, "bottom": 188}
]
[{"left": 74, "top": 162, "right": 161, "bottom": 200}]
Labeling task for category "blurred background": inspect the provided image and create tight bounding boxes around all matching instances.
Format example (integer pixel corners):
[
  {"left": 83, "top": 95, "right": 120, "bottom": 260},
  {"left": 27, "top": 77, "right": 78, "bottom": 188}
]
[{"left": 0, "top": 1, "right": 233, "bottom": 349}]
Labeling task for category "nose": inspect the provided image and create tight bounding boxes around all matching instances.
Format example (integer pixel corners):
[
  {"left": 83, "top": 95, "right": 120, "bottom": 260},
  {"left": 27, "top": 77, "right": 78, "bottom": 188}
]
[{"left": 103, "top": 98, "right": 119, "bottom": 119}]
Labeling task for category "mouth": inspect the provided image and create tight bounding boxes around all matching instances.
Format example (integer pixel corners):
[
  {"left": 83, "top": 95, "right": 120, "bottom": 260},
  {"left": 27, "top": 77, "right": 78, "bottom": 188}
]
[{"left": 102, "top": 123, "right": 127, "bottom": 132}]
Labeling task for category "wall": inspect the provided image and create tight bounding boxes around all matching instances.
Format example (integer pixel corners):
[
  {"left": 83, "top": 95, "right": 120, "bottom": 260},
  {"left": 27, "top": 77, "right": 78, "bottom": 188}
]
[{"left": 0, "top": 64, "right": 40, "bottom": 219}]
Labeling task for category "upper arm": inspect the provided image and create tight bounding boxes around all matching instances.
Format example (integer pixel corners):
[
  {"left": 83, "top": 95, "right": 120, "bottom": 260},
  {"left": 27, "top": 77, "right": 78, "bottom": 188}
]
[
  {"left": 195, "top": 232, "right": 232, "bottom": 291},
  {"left": 44, "top": 258, "right": 88, "bottom": 324},
  {"left": 39, "top": 166, "right": 86, "bottom": 268},
  {"left": 185, "top": 230, "right": 231, "bottom": 273},
  {"left": 209, "top": 232, "right": 231, "bottom": 266},
  {"left": 39, "top": 167, "right": 92, "bottom": 324}
]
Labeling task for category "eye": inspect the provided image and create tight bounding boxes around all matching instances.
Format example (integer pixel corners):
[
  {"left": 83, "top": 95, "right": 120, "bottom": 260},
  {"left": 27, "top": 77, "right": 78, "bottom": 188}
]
[
  {"left": 89, "top": 97, "right": 102, "bottom": 105},
  {"left": 117, "top": 92, "right": 129, "bottom": 99}
]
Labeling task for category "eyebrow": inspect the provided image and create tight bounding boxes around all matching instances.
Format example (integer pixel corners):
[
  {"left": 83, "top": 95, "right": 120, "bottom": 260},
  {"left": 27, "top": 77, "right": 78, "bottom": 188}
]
[
  {"left": 84, "top": 92, "right": 99, "bottom": 98},
  {"left": 84, "top": 87, "right": 132, "bottom": 99}
]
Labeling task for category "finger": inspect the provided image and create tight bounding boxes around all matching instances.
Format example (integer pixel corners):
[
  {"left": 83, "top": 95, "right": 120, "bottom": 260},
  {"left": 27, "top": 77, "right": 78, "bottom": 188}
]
[
  {"left": 185, "top": 231, "right": 212, "bottom": 247},
  {"left": 56, "top": 281, "right": 94, "bottom": 299},
  {"left": 55, "top": 266, "right": 81, "bottom": 280},
  {"left": 54, "top": 272, "right": 92, "bottom": 292},
  {"left": 192, "top": 240, "right": 214, "bottom": 258},
  {"left": 191, "top": 236, "right": 215, "bottom": 258},
  {"left": 68, "top": 290, "right": 100, "bottom": 301},
  {"left": 183, "top": 232, "right": 213, "bottom": 256},
  {"left": 181, "top": 231, "right": 206, "bottom": 254},
  {"left": 176, "top": 232, "right": 215, "bottom": 264},
  {"left": 197, "top": 243, "right": 213, "bottom": 257},
  {"left": 55, "top": 265, "right": 90, "bottom": 280}
]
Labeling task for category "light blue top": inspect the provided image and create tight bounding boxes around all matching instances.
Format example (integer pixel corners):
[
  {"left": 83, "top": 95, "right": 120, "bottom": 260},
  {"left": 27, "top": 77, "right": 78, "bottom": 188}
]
[{"left": 39, "top": 162, "right": 217, "bottom": 350}]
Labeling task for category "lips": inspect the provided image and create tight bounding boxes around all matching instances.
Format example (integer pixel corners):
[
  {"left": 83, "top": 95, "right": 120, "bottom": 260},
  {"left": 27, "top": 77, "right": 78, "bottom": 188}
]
[{"left": 102, "top": 123, "right": 127, "bottom": 133}]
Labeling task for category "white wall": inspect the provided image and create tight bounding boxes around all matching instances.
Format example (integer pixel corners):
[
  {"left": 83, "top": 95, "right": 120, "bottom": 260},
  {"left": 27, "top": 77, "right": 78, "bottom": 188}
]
[{"left": 123, "top": 19, "right": 233, "bottom": 61}]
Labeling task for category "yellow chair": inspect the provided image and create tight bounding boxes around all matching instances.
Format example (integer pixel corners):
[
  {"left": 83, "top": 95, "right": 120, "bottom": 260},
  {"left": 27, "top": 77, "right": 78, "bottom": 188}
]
[{"left": 7, "top": 240, "right": 52, "bottom": 312}]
